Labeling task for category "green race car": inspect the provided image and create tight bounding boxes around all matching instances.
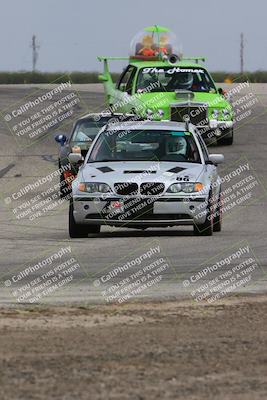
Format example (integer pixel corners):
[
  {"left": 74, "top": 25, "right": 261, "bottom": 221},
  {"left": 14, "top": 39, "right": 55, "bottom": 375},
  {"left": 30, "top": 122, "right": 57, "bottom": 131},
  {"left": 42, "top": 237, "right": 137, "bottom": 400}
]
[{"left": 98, "top": 25, "right": 234, "bottom": 145}]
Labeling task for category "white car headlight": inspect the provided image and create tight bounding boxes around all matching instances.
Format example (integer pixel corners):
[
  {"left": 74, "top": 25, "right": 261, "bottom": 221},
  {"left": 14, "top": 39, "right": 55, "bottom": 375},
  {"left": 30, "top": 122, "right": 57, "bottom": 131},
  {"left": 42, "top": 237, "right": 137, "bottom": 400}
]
[
  {"left": 78, "top": 182, "right": 111, "bottom": 193},
  {"left": 168, "top": 183, "right": 182, "bottom": 193},
  {"left": 167, "top": 182, "right": 204, "bottom": 194}
]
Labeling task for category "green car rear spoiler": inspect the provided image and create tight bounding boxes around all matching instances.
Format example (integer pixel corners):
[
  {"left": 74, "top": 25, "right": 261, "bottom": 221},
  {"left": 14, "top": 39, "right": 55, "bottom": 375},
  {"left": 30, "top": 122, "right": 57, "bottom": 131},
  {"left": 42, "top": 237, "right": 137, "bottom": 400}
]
[{"left": 97, "top": 57, "right": 129, "bottom": 82}]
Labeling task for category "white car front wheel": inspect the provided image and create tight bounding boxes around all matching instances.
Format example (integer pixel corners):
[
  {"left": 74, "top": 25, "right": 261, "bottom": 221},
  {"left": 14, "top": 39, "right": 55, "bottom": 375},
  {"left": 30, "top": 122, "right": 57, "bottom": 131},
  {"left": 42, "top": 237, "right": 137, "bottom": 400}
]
[{"left": 69, "top": 200, "right": 100, "bottom": 238}]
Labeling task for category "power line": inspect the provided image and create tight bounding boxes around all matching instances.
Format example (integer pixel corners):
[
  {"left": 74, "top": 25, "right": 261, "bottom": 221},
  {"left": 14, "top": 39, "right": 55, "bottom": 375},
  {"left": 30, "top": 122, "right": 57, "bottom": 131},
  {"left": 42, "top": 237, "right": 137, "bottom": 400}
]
[{"left": 240, "top": 33, "right": 244, "bottom": 74}]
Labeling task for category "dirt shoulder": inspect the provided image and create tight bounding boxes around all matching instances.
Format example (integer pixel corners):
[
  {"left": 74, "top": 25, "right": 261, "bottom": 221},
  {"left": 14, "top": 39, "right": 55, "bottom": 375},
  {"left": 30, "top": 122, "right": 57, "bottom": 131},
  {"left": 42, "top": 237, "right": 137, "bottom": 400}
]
[{"left": 0, "top": 294, "right": 267, "bottom": 400}]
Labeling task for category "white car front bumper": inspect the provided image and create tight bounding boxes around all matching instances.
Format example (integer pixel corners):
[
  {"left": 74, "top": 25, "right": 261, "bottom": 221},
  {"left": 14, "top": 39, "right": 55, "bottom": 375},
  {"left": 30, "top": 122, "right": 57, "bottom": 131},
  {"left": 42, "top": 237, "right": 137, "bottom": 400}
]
[{"left": 72, "top": 195, "right": 209, "bottom": 227}]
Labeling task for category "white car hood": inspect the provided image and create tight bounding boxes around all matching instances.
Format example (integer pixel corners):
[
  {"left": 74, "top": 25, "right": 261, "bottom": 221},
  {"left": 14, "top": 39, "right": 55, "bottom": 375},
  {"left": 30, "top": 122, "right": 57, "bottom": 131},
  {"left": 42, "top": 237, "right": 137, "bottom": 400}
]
[{"left": 78, "top": 161, "right": 205, "bottom": 185}]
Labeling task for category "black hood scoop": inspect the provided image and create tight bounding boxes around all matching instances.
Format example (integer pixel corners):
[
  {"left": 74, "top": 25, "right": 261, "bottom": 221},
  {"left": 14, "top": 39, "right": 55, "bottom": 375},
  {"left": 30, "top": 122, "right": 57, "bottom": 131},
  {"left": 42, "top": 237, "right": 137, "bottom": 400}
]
[
  {"left": 97, "top": 166, "right": 114, "bottom": 173},
  {"left": 167, "top": 167, "right": 186, "bottom": 174}
]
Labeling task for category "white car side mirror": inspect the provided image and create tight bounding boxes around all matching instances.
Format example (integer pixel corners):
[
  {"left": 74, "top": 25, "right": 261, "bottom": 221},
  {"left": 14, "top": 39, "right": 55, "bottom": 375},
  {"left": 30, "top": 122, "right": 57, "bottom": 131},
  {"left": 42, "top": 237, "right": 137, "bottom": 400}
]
[{"left": 209, "top": 154, "right": 224, "bottom": 165}]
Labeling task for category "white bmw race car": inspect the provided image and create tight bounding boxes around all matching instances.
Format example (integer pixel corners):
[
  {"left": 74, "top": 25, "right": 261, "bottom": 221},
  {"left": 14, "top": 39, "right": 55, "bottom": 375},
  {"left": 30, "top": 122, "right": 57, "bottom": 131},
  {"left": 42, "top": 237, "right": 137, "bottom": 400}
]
[{"left": 68, "top": 120, "right": 224, "bottom": 237}]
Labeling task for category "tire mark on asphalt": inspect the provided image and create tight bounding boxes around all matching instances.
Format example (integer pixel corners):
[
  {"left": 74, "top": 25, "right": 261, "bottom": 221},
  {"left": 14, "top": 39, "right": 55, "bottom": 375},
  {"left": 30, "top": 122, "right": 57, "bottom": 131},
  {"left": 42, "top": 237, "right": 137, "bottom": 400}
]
[
  {"left": 0, "top": 163, "right": 15, "bottom": 178},
  {"left": 41, "top": 154, "right": 58, "bottom": 164}
]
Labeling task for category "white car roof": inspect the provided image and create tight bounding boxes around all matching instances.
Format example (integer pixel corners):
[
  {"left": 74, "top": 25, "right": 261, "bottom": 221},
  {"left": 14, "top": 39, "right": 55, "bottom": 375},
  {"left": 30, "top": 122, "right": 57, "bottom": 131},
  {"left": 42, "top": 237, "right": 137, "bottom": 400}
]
[
  {"left": 105, "top": 120, "right": 193, "bottom": 132},
  {"left": 77, "top": 112, "right": 136, "bottom": 121}
]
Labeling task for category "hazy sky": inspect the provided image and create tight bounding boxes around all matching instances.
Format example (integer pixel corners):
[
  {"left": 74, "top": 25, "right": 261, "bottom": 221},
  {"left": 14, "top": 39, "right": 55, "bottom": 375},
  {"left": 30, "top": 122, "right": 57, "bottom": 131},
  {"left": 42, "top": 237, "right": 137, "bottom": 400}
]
[{"left": 0, "top": 0, "right": 265, "bottom": 72}]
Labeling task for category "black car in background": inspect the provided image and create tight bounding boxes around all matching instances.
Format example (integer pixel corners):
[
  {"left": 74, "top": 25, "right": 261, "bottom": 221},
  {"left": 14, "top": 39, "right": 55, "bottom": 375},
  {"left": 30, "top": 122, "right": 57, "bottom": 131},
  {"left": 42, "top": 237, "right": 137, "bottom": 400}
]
[{"left": 55, "top": 112, "right": 140, "bottom": 197}]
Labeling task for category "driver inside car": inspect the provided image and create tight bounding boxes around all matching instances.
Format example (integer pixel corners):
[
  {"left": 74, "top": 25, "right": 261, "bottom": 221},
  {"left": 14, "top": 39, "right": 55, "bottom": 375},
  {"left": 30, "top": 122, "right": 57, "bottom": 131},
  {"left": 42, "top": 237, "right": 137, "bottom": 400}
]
[
  {"left": 190, "top": 74, "right": 208, "bottom": 92},
  {"left": 166, "top": 72, "right": 194, "bottom": 91},
  {"left": 166, "top": 136, "right": 187, "bottom": 156}
]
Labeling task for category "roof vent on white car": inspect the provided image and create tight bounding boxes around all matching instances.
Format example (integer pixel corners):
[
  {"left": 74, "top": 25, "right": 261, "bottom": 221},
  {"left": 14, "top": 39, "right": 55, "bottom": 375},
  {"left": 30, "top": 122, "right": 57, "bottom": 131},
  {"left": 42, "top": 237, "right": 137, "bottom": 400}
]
[
  {"left": 167, "top": 167, "right": 186, "bottom": 173},
  {"left": 97, "top": 166, "right": 114, "bottom": 173}
]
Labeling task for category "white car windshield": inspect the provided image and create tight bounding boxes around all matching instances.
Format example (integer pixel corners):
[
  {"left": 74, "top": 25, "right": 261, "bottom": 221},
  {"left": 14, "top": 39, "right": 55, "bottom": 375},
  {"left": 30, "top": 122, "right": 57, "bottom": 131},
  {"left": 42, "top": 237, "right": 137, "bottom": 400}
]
[
  {"left": 88, "top": 130, "right": 201, "bottom": 163},
  {"left": 71, "top": 118, "right": 111, "bottom": 143}
]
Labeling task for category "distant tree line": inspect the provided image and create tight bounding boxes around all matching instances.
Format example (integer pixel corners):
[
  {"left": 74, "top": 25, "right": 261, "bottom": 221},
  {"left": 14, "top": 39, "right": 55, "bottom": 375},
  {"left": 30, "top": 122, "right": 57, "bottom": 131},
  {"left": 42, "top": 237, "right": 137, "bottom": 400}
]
[{"left": 0, "top": 71, "right": 267, "bottom": 84}]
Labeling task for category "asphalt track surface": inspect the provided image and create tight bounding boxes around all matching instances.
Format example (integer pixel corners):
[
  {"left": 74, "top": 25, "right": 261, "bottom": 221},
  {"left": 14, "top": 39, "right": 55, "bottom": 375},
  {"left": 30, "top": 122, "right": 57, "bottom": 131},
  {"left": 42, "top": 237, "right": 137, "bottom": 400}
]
[{"left": 0, "top": 83, "right": 266, "bottom": 306}]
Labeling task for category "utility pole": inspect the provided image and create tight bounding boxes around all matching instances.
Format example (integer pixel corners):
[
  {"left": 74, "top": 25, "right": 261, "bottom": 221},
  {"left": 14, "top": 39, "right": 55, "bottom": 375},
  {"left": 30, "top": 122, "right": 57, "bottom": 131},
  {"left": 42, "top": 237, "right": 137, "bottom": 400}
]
[
  {"left": 240, "top": 33, "right": 244, "bottom": 74},
  {"left": 30, "top": 35, "right": 40, "bottom": 72}
]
